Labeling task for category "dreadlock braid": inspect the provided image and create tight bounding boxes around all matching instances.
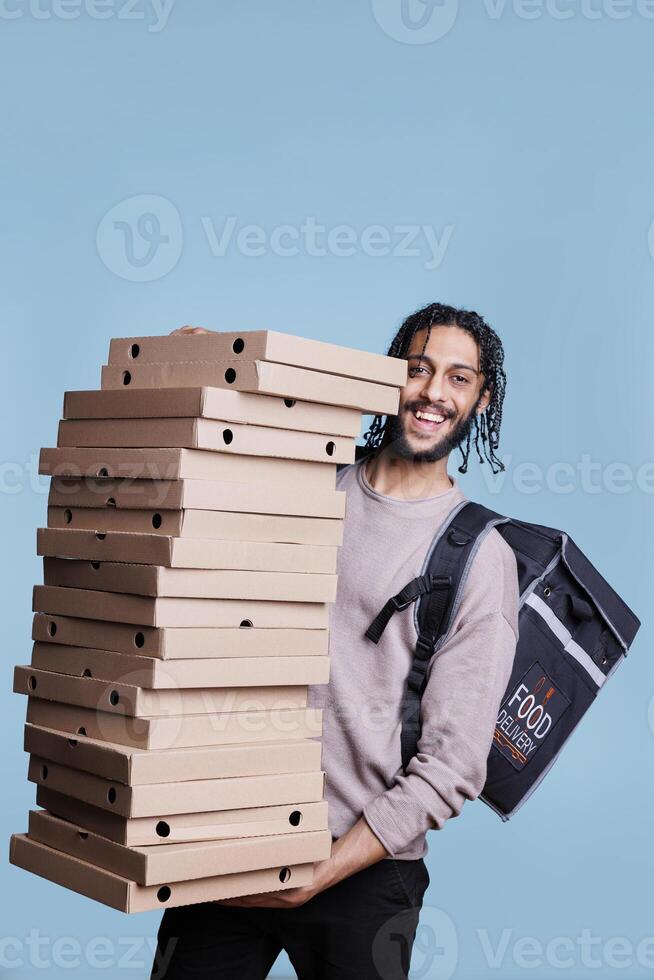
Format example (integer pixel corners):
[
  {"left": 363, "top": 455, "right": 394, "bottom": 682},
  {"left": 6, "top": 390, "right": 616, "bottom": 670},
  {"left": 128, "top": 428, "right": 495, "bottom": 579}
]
[{"left": 363, "top": 302, "right": 507, "bottom": 474}]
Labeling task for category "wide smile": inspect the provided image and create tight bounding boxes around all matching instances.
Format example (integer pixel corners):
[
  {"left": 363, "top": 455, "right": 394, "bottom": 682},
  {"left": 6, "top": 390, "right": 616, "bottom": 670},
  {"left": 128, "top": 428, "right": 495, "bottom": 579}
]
[{"left": 408, "top": 408, "right": 450, "bottom": 434}]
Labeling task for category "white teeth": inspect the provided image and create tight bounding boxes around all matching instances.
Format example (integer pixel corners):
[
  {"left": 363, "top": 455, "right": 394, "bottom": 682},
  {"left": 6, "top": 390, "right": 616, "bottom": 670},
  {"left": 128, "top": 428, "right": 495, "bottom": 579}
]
[{"left": 416, "top": 410, "right": 445, "bottom": 423}]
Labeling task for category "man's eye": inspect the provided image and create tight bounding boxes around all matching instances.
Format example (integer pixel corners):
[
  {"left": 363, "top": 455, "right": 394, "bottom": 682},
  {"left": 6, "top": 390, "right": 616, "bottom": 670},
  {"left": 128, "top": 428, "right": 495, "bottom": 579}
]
[
  {"left": 408, "top": 366, "right": 428, "bottom": 377},
  {"left": 452, "top": 375, "right": 469, "bottom": 385}
]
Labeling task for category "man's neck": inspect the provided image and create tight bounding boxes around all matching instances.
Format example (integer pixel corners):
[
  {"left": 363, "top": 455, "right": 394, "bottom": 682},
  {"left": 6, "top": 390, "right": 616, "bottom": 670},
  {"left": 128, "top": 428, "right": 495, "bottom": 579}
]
[{"left": 364, "top": 448, "right": 454, "bottom": 501}]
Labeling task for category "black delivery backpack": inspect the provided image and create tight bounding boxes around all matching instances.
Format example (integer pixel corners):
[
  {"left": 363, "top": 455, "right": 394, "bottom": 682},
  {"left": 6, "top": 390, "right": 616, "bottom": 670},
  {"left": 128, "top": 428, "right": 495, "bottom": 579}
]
[{"left": 365, "top": 500, "right": 641, "bottom": 821}]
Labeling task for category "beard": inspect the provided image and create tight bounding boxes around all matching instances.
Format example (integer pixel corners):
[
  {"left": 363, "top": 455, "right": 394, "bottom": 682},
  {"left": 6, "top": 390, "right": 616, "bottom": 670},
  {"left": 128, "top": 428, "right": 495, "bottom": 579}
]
[{"left": 383, "top": 397, "right": 481, "bottom": 464}]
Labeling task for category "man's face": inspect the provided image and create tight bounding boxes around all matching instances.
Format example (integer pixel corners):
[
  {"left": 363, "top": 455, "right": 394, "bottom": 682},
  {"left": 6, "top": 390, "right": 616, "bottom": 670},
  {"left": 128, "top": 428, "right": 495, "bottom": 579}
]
[{"left": 385, "top": 325, "right": 490, "bottom": 463}]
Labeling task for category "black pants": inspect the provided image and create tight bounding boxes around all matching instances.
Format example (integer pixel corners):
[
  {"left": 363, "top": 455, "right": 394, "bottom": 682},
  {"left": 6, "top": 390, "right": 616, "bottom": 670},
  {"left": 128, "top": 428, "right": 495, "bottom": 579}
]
[{"left": 150, "top": 857, "right": 430, "bottom": 980}]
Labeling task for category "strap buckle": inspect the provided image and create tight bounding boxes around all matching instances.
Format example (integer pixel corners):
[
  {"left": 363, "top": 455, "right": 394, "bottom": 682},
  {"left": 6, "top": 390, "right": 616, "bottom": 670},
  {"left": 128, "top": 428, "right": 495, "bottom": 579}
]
[{"left": 365, "top": 574, "right": 451, "bottom": 645}]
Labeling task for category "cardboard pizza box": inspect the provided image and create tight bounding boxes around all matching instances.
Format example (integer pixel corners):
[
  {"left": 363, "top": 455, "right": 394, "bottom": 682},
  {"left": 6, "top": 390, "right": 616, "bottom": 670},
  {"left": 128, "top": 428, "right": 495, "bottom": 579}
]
[
  {"left": 29, "top": 644, "right": 330, "bottom": 689},
  {"left": 33, "top": 586, "right": 330, "bottom": 629},
  {"left": 28, "top": 810, "right": 332, "bottom": 885},
  {"left": 26, "top": 699, "right": 323, "bottom": 750},
  {"left": 108, "top": 330, "right": 407, "bottom": 387},
  {"left": 64, "top": 386, "right": 362, "bottom": 437},
  {"left": 14, "top": 666, "right": 308, "bottom": 718},
  {"left": 37, "top": 786, "right": 329, "bottom": 845},
  {"left": 46, "top": 507, "right": 344, "bottom": 546},
  {"left": 40, "top": 446, "right": 337, "bottom": 490},
  {"left": 27, "top": 756, "right": 326, "bottom": 817},
  {"left": 42, "top": 558, "right": 338, "bottom": 603},
  {"left": 37, "top": 529, "right": 338, "bottom": 574},
  {"left": 47, "top": 475, "right": 345, "bottom": 519},
  {"left": 24, "top": 725, "right": 323, "bottom": 785},
  {"left": 101, "top": 360, "right": 400, "bottom": 416},
  {"left": 10, "top": 834, "right": 315, "bottom": 912},
  {"left": 32, "top": 613, "right": 329, "bottom": 660},
  {"left": 56, "top": 418, "right": 355, "bottom": 466}
]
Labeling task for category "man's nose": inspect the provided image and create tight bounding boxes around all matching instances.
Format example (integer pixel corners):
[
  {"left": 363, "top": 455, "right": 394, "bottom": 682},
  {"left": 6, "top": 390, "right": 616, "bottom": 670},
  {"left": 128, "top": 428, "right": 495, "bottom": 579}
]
[{"left": 419, "top": 370, "right": 447, "bottom": 405}]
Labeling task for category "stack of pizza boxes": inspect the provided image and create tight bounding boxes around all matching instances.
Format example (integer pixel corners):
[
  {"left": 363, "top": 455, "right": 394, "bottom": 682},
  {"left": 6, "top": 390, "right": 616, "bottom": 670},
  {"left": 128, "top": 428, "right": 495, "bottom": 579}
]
[{"left": 10, "top": 330, "right": 406, "bottom": 913}]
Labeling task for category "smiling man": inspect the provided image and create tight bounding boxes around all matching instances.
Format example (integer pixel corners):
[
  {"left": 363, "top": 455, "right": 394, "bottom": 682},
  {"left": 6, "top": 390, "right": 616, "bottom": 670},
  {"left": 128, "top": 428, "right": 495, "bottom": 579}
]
[{"left": 152, "top": 303, "right": 519, "bottom": 980}]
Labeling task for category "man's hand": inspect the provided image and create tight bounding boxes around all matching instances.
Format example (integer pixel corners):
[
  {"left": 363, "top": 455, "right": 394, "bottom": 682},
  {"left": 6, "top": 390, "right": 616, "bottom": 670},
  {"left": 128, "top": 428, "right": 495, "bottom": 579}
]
[
  {"left": 215, "top": 817, "right": 388, "bottom": 909},
  {"left": 169, "top": 325, "right": 213, "bottom": 336}
]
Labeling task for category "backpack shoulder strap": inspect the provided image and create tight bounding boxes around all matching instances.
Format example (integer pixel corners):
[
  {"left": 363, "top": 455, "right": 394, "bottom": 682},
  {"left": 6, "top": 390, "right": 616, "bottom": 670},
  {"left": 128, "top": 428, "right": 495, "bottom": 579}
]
[
  {"left": 416, "top": 501, "right": 509, "bottom": 654},
  {"left": 364, "top": 500, "right": 512, "bottom": 771},
  {"left": 400, "top": 501, "right": 508, "bottom": 770}
]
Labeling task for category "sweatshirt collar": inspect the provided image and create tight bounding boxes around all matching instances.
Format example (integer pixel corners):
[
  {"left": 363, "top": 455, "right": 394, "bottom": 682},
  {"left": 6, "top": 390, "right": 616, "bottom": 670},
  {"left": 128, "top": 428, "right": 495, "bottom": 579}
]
[{"left": 355, "top": 458, "right": 465, "bottom": 516}]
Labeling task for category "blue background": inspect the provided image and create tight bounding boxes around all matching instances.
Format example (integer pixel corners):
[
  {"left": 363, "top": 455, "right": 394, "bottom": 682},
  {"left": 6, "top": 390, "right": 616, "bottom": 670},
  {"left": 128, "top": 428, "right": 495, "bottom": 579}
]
[{"left": 1, "top": 1, "right": 652, "bottom": 977}]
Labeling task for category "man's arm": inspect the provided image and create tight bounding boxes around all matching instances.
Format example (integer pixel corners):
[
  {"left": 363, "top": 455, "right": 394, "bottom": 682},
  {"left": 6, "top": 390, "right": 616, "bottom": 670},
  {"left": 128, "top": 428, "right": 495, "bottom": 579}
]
[
  {"left": 218, "top": 817, "right": 387, "bottom": 909},
  {"left": 362, "top": 608, "right": 518, "bottom": 856},
  {"left": 362, "top": 531, "right": 519, "bottom": 856}
]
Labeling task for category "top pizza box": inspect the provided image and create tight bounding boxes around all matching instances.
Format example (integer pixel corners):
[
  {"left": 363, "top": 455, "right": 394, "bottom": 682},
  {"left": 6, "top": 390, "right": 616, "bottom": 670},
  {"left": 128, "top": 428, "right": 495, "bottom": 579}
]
[{"left": 108, "top": 330, "right": 407, "bottom": 388}]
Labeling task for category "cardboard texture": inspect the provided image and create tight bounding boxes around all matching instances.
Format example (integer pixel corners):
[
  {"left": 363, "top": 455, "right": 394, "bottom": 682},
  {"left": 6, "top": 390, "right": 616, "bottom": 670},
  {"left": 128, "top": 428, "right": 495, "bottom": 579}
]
[
  {"left": 33, "top": 586, "right": 330, "bottom": 628},
  {"left": 108, "top": 330, "right": 407, "bottom": 387},
  {"left": 10, "top": 835, "right": 315, "bottom": 912},
  {"left": 30, "top": 644, "right": 330, "bottom": 689},
  {"left": 15, "top": 666, "right": 308, "bottom": 718},
  {"left": 101, "top": 360, "right": 400, "bottom": 416},
  {"left": 64, "top": 387, "right": 362, "bottom": 437},
  {"left": 46, "top": 507, "right": 344, "bottom": 546},
  {"left": 26, "top": 700, "right": 323, "bottom": 749},
  {"left": 37, "top": 529, "right": 338, "bottom": 574},
  {"left": 28, "top": 810, "right": 332, "bottom": 885},
  {"left": 40, "top": 446, "right": 337, "bottom": 491},
  {"left": 37, "top": 786, "right": 329, "bottom": 845},
  {"left": 47, "top": 476, "right": 345, "bottom": 519},
  {"left": 57, "top": 418, "right": 355, "bottom": 465},
  {"left": 32, "top": 613, "right": 329, "bottom": 660},
  {"left": 25, "top": 726, "right": 323, "bottom": 785},
  {"left": 27, "top": 756, "right": 326, "bottom": 817},
  {"left": 42, "top": 558, "right": 338, "bottom": 603}
]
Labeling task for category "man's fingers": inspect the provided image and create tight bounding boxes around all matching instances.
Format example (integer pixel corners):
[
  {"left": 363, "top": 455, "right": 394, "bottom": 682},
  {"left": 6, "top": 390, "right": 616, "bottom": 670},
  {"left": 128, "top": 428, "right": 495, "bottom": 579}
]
[
  {"left": 215, "top": 888, "right": 308, "bottom": 909},
  {"left": 169, "top": 325, "right": 211, "bottom": 336}
]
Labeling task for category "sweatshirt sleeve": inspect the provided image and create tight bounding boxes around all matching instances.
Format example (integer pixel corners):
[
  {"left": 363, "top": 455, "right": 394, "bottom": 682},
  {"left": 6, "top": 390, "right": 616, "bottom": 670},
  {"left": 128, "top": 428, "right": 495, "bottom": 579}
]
[{"left": 362, "top": 531, "right": 519, "bottom": 857}]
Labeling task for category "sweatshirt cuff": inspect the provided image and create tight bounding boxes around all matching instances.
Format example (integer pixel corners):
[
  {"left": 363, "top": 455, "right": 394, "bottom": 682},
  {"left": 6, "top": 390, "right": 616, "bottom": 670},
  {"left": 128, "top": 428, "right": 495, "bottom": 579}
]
[{"left": 362, "top": 784, "right": 431, "bottom": 858}]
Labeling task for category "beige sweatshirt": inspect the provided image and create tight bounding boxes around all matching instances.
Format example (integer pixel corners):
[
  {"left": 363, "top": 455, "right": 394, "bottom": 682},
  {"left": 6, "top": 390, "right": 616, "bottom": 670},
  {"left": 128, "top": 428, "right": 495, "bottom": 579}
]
[{"left": 307, "top": 459, "right": 519, "bottom": 860}]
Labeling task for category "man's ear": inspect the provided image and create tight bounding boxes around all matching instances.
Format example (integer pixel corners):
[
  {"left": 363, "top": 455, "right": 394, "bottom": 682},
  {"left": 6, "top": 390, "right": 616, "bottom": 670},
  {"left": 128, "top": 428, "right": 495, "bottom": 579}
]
[{"left": 477, "top": 385, "right": 492, "bottom": 414}]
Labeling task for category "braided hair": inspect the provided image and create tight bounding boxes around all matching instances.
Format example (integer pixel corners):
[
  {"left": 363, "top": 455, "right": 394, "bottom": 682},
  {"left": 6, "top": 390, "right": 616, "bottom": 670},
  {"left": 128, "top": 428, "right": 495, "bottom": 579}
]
[{"left": 364, "top": 302, "right": 507, "bottom": 474}]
